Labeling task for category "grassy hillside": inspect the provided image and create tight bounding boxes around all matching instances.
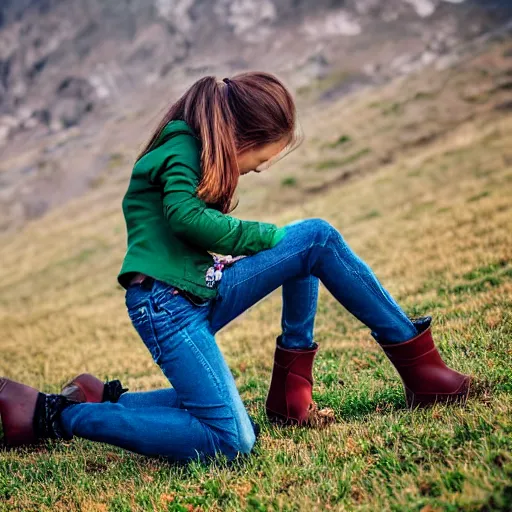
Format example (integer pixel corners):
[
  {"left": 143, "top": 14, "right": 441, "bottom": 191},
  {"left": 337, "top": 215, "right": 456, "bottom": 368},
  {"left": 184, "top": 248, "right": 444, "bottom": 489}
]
[{"left": 0, "top": 39, "right": 511, "bottom": 511}]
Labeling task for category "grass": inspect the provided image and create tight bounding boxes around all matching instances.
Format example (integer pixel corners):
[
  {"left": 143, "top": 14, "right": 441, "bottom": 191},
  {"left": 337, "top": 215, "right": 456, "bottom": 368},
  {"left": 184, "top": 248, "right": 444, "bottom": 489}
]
[
  {"left": 1, "top": 42, "right": 512, "bottom": 512},
  {"left": 324, "top": 135, "right": 352, "bottom": 149},
  {"left": 280, "top": 177, "right": 297, "bottom": 187},
  {"left": 296, "top": 70, "right": 353, "bottom": 99},
  {"left": 315, "top": 148, "right": 371, "bottom": 171}
]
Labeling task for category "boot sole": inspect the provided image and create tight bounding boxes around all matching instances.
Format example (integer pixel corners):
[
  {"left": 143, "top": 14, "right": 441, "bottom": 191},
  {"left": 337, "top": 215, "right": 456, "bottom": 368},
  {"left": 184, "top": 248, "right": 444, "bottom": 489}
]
[{"left": 405, "top": 376, "right": 472, "bottom": 409}]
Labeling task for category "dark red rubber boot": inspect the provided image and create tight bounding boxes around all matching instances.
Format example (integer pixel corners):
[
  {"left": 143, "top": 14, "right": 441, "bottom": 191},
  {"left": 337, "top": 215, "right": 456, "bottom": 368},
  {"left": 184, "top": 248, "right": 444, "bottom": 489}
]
[
  {"left": 265, "top": 336, "right": 335, "bottom": 427},
  {"left": 61, "top": 373, "right": 128, "bottom": 403},
  {"left": 375, "top": 316, "right": 472, "bottom": 409},
  {"left": 0, "top": 378, "right": 79, "bottom": 447}
]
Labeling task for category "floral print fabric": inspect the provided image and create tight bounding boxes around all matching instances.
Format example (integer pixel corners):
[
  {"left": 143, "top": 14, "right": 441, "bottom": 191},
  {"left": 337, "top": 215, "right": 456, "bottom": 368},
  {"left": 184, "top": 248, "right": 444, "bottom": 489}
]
[{"left": 205, "top": 254, "right": 247, "bottom": 288}]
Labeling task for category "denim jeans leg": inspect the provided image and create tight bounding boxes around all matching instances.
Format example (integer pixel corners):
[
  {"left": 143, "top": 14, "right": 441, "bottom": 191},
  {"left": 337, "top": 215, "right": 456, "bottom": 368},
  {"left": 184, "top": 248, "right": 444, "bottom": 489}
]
[
  {"left": 117, "top": 388, "right": 182, "bottom": 409},
  {"left": 209, "top": 266, "right": 319, "bottom": 350},
  {"left": 209, "top": 218, "right": 416, "bottom": 343},
  {"left": 280, "top": 275, "right": 318, "bottom": 349},
  {"left": 60, "top": 280, "right": 256, "bottom": 463}
]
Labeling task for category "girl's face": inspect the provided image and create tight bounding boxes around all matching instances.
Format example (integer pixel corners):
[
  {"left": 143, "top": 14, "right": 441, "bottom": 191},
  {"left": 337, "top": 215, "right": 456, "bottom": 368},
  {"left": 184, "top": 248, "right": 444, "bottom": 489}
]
[{"left": 237, "top": 134, "right": 292, "bottom": 176}]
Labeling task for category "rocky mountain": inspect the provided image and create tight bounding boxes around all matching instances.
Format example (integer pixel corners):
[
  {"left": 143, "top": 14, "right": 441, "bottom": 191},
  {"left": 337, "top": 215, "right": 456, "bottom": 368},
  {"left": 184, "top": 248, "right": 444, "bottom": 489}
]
[
  {"left": 0, "top": 0, "right": 510, "bottom": 140},
  {"left": 0, "top": 0, "right": 511, "bottom": 231}
]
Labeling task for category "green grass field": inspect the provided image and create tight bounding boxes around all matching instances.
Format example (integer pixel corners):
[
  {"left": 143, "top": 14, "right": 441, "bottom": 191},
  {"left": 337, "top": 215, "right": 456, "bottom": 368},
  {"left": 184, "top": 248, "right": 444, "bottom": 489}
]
[{"left": 1, "top": 40, "right": 511, "bottom": 511}]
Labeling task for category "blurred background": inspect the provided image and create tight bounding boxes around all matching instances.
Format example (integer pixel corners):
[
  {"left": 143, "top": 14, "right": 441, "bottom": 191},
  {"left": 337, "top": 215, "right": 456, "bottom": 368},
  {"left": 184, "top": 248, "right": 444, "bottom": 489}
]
[
  {"left": 0, "top": 0, "right": 511, "bottom": 230},
  {"left": 1, "top": 2, "right": 512, "bottom": 511}
]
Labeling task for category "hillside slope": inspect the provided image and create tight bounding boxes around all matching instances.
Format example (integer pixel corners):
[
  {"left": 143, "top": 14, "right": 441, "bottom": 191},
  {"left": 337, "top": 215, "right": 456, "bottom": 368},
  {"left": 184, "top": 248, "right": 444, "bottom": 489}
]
[
  {"left": 0, "top": 36, "right": 511, "bottom": 511},
  {"left": 1, "top": 0, "right": 511, "bottom": 231}
]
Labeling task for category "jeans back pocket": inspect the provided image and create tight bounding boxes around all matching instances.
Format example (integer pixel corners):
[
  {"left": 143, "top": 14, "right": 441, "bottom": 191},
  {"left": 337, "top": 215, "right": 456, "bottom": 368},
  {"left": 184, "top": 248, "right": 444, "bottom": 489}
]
[{"left": 127, "top": 301, "right": 162, "bottom": 364}]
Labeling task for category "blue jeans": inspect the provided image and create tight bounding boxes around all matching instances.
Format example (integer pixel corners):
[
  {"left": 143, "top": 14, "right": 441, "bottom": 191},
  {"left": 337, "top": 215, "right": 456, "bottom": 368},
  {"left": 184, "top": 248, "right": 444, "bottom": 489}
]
[{"left": 60, "top": 218, "right": 417, "bottom": 463}]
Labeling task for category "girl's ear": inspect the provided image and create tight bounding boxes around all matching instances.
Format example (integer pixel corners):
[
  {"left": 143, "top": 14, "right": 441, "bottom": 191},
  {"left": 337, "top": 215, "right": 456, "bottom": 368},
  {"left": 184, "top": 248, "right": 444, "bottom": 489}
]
[{"left": 255, "top": 118, "right": 304, "bottom": 172}]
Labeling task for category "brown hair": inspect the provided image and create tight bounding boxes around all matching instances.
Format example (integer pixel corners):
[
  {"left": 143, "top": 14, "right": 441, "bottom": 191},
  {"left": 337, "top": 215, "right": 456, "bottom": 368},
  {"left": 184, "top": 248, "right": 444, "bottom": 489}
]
[{"left": 137, "top": 71, "right": 297, "bottom": 213}]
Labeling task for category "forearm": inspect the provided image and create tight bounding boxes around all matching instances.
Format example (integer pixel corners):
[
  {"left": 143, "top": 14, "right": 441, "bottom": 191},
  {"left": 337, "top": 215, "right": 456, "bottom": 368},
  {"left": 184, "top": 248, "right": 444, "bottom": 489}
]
[{"left": 165, "top": 197, "right": 279, "bottom": 255}]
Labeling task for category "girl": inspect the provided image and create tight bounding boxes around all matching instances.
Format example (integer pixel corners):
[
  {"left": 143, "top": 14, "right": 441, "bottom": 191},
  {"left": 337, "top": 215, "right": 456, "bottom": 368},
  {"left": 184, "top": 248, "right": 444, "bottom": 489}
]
[{"left": 0, "top": 72, "right": 471, "bottom": 463}]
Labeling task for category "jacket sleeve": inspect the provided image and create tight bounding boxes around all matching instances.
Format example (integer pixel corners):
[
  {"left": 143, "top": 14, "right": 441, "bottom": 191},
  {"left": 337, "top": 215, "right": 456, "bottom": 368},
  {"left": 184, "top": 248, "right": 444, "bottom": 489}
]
[
  {"left": 269, "top": 226, "right": 287, "bottom": 248},
  {"left": 146, "top": 132, "right": 279, "bottom": 255}
]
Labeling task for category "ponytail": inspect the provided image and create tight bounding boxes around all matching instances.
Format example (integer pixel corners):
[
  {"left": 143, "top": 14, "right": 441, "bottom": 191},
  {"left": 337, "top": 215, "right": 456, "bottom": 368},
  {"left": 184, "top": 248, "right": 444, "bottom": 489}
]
[
  {"left": 137, "top": 71, "right": 296, "bottom": 214},
  {"left": 184, "top": 77, "right": 239, "bottom": 214}
]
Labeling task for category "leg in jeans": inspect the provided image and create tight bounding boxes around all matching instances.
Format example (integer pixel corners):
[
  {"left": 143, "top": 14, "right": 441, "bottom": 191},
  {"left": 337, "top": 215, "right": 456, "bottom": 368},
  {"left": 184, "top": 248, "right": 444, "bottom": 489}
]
[
  {"left": 86, "top": 218, "right": 413, "bottom": 426},
  {"left": 114, "top": 277, "right": 320, "bottom": 411},
  {"left": 59, "top": 280, "right": 256, "bottom": 463},
  {"left": 112, "top": 276, "right": 318, "bottom": 409},
  {"left": 280, "top": 275, "right": 318, "bottom": 349},
  {"left": 117, "top": 388, "right": 181, "bottom": 409},
  {"left": 209, "top": 218, "right": 417, "bottom": 343}
]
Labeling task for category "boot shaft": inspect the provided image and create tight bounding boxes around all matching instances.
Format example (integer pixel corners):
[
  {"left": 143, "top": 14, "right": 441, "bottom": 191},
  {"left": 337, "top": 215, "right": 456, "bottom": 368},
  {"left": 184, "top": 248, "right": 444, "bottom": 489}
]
[
  {"left": 0, "top": 378, "right": 79, "bottom": 447},
  {"left": 266, "top": 336, "right": 319, "bottom": 425},
  {"left": 376, "top": 316, "right": 471, "bottom": 407}
]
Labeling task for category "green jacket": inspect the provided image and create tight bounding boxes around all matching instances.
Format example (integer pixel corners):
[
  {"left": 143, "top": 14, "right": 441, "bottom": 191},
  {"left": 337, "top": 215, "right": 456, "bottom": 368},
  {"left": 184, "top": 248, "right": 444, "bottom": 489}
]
[{"left": 117, "top": 119, "right": 286, "bottom": 299}]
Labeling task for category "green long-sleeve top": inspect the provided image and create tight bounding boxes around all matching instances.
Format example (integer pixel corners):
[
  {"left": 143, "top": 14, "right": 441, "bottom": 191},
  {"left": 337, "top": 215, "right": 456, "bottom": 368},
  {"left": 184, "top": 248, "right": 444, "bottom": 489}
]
[{"left": 117, "top": 119, "right": 286, "bottom": 299}]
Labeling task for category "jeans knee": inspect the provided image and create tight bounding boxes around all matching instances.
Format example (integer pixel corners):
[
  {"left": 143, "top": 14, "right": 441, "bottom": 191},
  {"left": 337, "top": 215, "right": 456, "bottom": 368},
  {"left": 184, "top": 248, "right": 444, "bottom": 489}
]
[
  {"left": 284, "top": 217, "right": 335, "bottom": 244},
  {"left": 237, "top": 423, "right": 257, "bottom": 455},
  {"left": 299, "top": 217, "right": 336, "bottom": 246},
  {"left": 229, "top": 428, "right": 256, "bottom": 460},
  {"left": 215, "top": 419, "right": 256, "bottom": 461},
  {"left": 309, "top": 217, "right": 333, "bottom": 232}
]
